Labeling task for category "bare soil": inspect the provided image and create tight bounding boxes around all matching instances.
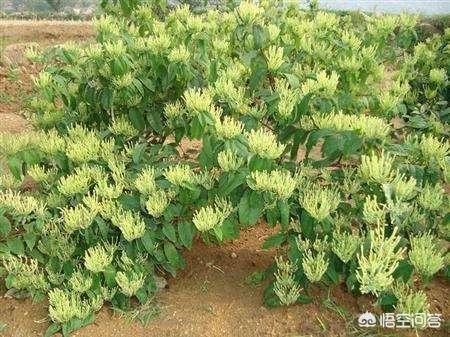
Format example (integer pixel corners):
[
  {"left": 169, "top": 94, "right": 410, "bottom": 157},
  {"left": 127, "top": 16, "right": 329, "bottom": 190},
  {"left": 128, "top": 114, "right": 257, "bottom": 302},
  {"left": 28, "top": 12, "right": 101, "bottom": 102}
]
[{"left": 0, "top": 20, "right": 449, "bottom": 337}]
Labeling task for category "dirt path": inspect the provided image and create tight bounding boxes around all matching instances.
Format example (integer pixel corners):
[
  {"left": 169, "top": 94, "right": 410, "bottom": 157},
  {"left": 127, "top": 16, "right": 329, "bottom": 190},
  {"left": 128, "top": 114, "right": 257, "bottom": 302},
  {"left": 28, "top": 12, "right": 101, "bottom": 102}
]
[{"left": 0, "top": 20, "right": 448, "bottom": 337}]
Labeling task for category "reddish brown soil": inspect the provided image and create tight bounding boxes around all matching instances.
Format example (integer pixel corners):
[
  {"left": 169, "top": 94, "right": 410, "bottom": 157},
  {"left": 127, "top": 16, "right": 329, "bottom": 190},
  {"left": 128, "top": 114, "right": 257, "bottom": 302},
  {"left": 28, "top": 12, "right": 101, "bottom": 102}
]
[
  {"left": 0, "top": 21, "right": 93, "bottom": 133},
  {"left": 0, "top": 20, "right": 449, "bottom": 337}
]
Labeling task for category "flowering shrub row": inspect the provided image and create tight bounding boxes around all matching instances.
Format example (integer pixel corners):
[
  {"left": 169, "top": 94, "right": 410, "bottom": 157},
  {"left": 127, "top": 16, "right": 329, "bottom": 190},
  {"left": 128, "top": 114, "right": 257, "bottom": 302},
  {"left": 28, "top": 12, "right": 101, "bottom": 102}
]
[{"left": 1, "top": 0, "right": 449, "bottom": 335}]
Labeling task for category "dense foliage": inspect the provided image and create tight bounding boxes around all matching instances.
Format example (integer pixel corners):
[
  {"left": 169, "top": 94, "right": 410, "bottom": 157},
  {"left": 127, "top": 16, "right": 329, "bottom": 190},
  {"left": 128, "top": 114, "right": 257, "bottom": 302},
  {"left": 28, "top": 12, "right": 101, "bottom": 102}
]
[{"left": 1, "top": 0, "right": 449, "bottom": 335}]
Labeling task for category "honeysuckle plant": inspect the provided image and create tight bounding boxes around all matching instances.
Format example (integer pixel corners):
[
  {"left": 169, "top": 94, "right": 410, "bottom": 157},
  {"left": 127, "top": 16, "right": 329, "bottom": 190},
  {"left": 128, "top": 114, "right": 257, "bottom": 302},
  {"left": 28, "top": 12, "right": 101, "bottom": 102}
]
[{"left": 1, "top": 0, "right": 449, "bottom": 335}]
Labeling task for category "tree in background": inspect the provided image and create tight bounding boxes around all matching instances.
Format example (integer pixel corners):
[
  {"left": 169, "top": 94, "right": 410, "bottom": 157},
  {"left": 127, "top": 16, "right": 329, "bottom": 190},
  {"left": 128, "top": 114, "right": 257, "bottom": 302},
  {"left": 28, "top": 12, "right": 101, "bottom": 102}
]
[{"left": 44, "top": 0, "right": 64, "bottom": 12}]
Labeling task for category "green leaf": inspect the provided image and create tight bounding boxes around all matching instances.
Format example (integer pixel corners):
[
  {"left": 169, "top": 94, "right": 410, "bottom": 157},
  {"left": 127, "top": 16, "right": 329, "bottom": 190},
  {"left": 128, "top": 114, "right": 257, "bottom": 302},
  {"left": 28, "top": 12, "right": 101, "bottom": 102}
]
[
  {"left": 118, "top": 194, "right": 141, "bottom": 211},
  {"left": 7, "top": 237, "right": 24, "bottom": 255},
  {"left": 7, "top": 156, "right": 22, "bottom": 180},
  {"left": 393, "top": 260, "right": 413, "bottom": 282},
  {"left": 62, "top": 313, "right": 95, "bottom": 336},
  {"left": 178, "top": 222, "right": 196, "bottom": 249},
  {"left": 129, "top": 109, "right": 146, "bottom": 131},
  {"left": 103, "top": 264, "right": 117, "bottom": 288},
  {"left": 44, "top": 323, "right": 61, "bottom": 337},
  {"left": 238, "top": 190, "right": 265, "bottom": 226},
  {"left": 141, "top": 231, "right": 156, "bottom": 254},
  {"left": 21, "top": 149, "right": 42, "bottom": 165},
  {"left": 198, "top": 135, "right": 215, "bottom": 169},
  {"left": 249, "top": 63, "right": 267, "bottom": 91},
  {"left": 263, "top": 283, "right": 280, "bottom": 307},
  {"left": 100, "top": 88, "right": 112, "bottom": 109},
  {"left": 345, "top": 273, "right": 358, "bottom": 293},
  {"left": 285, "top": 73, "right": 300, "bottom": 88},
  {"left": 252, "top": 24, "right": 268, "bottom": 49},
  {"left": 278, "top": 200, "right": 289, "bottom": 229},
  {"left": 262, "top": 233, "right": 286, "bottom": 249},
  {"left": 164, "top": 242, "right": 185, "bottom": 269},
  {"left": 300, "top": 211, "right": 315, "bottom": 239},
  {"left": 23, "top": 232, "right": 37, "bottom": 250},
  {"left": 342, "top": 132, "right": 362, "bottom": 156},
  {"left": 297, "top": 294, "right": 313, "bottom": 304},
  {"left": 213, "top": 226, "right": 223, "bottom": 241},
  {"left": 221, "top": 218, "right": 239, "bottom": 240},
  {"left": 0, "top": 215, "right": 11, "bottom": 235},
  {"left": 265, "top": 207, "right": 279, "bottom": 227},
  {"left": 135, "top": 287, "right": 148, "bottom": 305},
  {"left": 290, "top": 128, "right": 307, "bottom": 160},
  {"left": 162, "top": 223, "right": 177, "bottom": 243},
  {"left": 249, "top": 156, "right": 272, "bottom": 171},
  {"left": 322, "top": 134, "right": 342, "bottom": 157},
  {"left": 217, "top": 172, "right": 246, "bottom": 196},
  {"left": 325, "top": 264, "right": 340, "bottom": 285},
  {"left": 189, "top": 117, "right": 203, "bottom": 139},
  {"left": 377, "top": 292, "right": 397, "bottom": 312},
  {"left": 147, "top": 111, "right": 163, "bottom": 133}
]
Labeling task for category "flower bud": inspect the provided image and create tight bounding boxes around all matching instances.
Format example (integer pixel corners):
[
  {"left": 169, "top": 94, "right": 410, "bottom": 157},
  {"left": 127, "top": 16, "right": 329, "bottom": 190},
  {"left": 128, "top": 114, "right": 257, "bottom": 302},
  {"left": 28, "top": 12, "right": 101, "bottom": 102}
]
[
  {"left": 61, "top": 204, "right": 95, "bottom": 234},
  {"left": 214, "top": 116, "right": 244, "bottom": 140},
  {"left": 248, "top": 169, "right": 296, "bottom": 200},
  {"left": 302, "top": 250, "right": 328, "bottom": 283},
  {"left": 273, "top": 256, "right": 302, "bottom": 306},
  {"left": 69, "top": 270, "right": 92, "bottom": 293},
  {"left": 265, "top": 46, "right": 284, "bottom": 72},
  {"left": 362, "top": 195, "right": 385, "bottom": 225},
  {"left": 168, "top": 45, "right": 190, "bottom": 63},
  {"left": 164, "top": 164, "right": 194, "bottom": 186},
  {"left": 183, "top": 88, "right": 213, "bottom": 115},
  {"left": 145, "top": 190, "right": 169, "bottom": 218},
  {"left": 332, "top": 231, "right": 361, "bottom": 263},
  {"left": 360, "top": 151, "right": 394, "bottom": 184},
  {"left": 135, "top": 167, "right": 157, "bottom": 195},
  {"left": 217, "top": 148, "right": 243, "bottom": 172},
  {"left": 111, "top": 209, "right": 146, "bottom": 241},
  {"left": 418, "top": 183, "right": 444, "bottom": 211},
  {"left": 299, "top": 184, "right": 340, "bottom": 221},
  {"left": 409, "top": 233, "right": 444, "bottom": 280},
  {"left": 247, "top": 128, "right": 285, "bottom": 160},
  {"left": 84, "top": 244, "right": 114, "bottom": 273},
  {"left": 115, "top": 271, "right": 145, "bottom": 297}
]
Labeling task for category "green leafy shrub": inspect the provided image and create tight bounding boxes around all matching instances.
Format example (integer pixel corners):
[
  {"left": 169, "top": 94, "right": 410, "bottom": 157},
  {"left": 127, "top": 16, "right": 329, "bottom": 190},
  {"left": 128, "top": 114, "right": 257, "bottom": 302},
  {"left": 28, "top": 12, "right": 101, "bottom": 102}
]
[{"left": 1, "top": 1, "right": 449, "bottom": 335}]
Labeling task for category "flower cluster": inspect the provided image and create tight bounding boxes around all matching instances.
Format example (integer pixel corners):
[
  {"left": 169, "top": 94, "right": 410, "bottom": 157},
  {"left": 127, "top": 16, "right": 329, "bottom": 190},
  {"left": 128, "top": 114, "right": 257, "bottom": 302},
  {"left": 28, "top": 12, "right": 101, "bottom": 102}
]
[
  {"left": 111, "top": 209, "right": 146, "bottom": 241},
  {"left": 273, "top": 256, "right": 302, "bottom": 305},
  {"left": 145, "top": 190, "right": 169, "bottom": 218},
  {"left": 217, "top": 148, "right": 244, "bottom": 172},
  {"left": 357, "top": 225, "right": 405, "bottom": 295},
  {"left": 164, "top": 164, "right": 195, "bottom": 187},
  {"left": 302, "top": 250, "right": 329, "bottom": 283},
  {"left": 409, "top": 234, "right": 444, "bottom": 281},
  {"left": 331, "top": 231, "right": 361, "bottom": 263},
  {"left": 313, "top": 111, "right": 391, "bottom": 139},
  {"left": 214, "top": 116, "right": 244, "bottom": 140},
  {"left": 246, "top": 129, "right": 285, "bottom": 160},
  {"left": 183, "top": 88, "right": 213, "bottom": 115},
  {"left": 360, "top": 151, "right": 395, "bottom": 184},
  {"left": 299, "top": 184, "right": 340, "bottom": 221},
  {"left": 247, "top": 169, "right": 296, "bottom": 200},
  {"left": 61, "top": 204, "right": 95, "bottom": 234},
  {"left": 115, "top": 271, "right": 145, "bottom": 297},
  {"left": 48, "top": 289, "right": 91, "bottom": 324},
  {"left": 192, "top": 198, "right": 233, "bottom": 232},
  {"left": 84, "top": 244, "right": 114, "bottom": 273}
]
